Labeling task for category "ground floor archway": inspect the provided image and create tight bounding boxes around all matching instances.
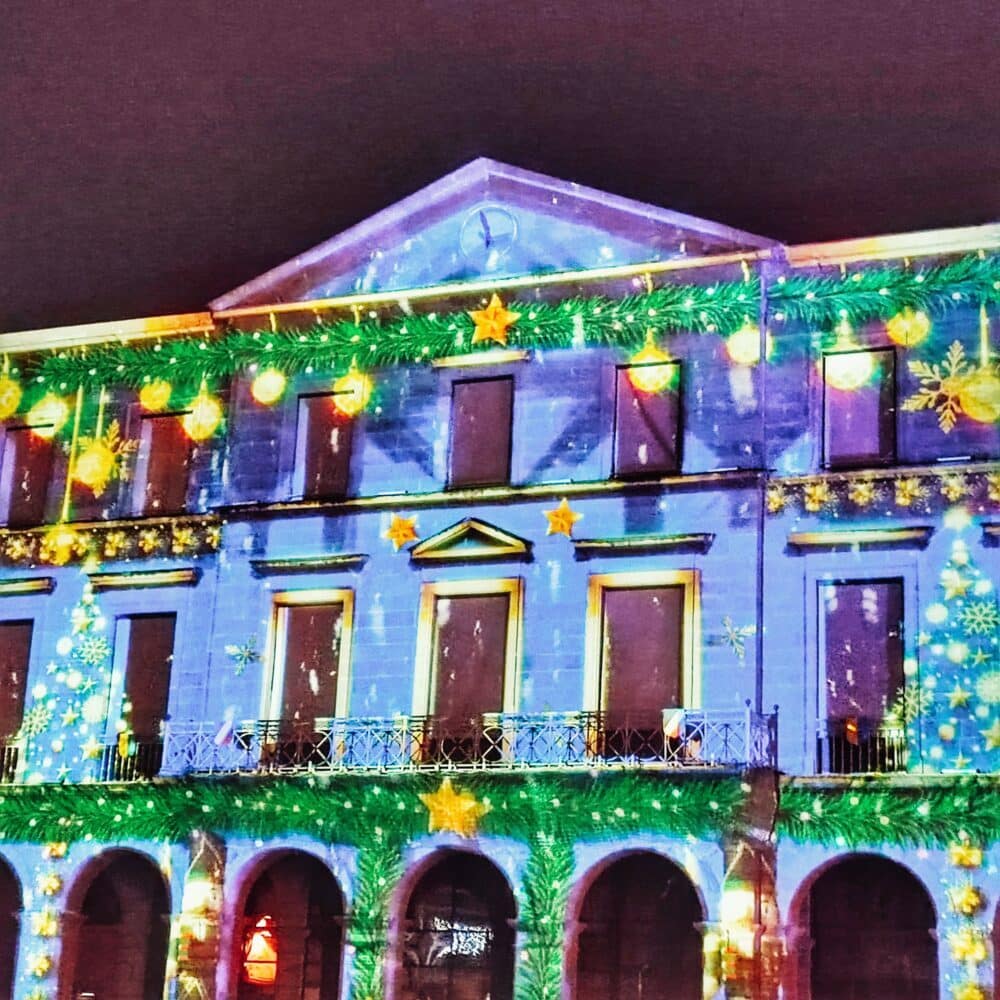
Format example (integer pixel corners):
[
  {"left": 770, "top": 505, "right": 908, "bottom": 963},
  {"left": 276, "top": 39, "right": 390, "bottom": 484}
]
[
  {"left": 395, "top": 851, "right": 517, "bottom": 1000},
  {"left": 569, "top": 850, "right": 704, "bottom": 1000},
  {"left": 0, "top": 858, "right": 20, "bottom": 1000}
]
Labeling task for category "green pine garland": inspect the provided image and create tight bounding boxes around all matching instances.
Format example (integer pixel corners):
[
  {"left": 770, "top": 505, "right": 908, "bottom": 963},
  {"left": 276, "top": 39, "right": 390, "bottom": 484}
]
[
  {"left": 26, "top": 252, "right": 1000, "bottom": 392},
  {"left": 350, "top": 835, "right": 405, "bottom": 1000},
  {"left": 777, "top": 777, "right": 1000, "bottom": 848}
]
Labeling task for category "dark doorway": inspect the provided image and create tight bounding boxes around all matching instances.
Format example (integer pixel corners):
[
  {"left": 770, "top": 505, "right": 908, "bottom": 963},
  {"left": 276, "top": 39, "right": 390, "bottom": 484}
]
[
  {"left": 0, "top": 858, "right": 20, "bottom": 1000},
  {"left": 571, "top": 851, "right": 703, "bottom": 1000},
  {"left": 61, "top": 850, "right": 170, "bottom": 1000},
  {"left": 398, "top": 852, "right": 516, "bottom": 1000},
  {"left": 237, "top": 853, "right": 344, "bottom": 1000},
  {"left": 809, "top": 855, "right": 937, "bottom": 1000}
]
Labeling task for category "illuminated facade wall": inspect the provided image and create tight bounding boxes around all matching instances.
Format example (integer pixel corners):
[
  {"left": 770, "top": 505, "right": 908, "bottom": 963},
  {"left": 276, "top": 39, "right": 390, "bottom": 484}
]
[{"left": 0, "top": 160, "right": 996, "bottom": 1000}]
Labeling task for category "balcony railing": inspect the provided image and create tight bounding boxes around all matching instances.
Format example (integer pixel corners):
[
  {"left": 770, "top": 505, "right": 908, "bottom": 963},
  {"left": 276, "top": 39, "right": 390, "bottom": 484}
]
[
  {"left": 162, "top": 708, "right": 777, "bottom": 777},
  {"left": 97, "top": 740, "right": 165, "bottom": 782},
  {"left": 815, "top": 719, "right": 909, "bottom": 775},
  {"left": 0, "top": 741, "right": 20, "bottom": 784}
]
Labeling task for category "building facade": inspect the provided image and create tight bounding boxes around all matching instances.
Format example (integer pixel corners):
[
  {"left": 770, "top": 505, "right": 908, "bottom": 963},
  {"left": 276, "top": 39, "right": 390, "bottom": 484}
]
[{"left": 0, "top": 159, "right": 996, "bottom": 1000}]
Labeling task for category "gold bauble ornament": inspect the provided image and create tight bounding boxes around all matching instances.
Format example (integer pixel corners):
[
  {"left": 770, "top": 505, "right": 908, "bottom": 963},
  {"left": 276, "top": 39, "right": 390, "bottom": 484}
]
[
  {"left": 74, "top": 441, "right": 116, "bottom": 495},
  {"left": 957, "top": 368, "right": 1000, "bottom": 424},
  {"left": 250, "top": 368, "right": 287, "bottom": 406},
  {"left": 725, "top": 318, "right": 772, "bottom": 366},
  {"left": 886, "top": 308, "right": 931, "bottom": 347},
  {"left": 139, "top": 379, "right": 173, "bottom": 412},
  {"left": 182, "top": 387, "right": 223, "bottom": 441},
  {"left": 824, "top": 350, "right": 874, "bottom": 391},
  {"left": 332, "top": 361, "right": 373, "bottom": 417},
  {"left": 0, "top": 375, "right": 23, "bottom": 420},
  {"left": 628, "top": 330, "right": 676, "bottom": 393},
  {"left": 26, "top": 394, "right": 70, "bottom": 437}
]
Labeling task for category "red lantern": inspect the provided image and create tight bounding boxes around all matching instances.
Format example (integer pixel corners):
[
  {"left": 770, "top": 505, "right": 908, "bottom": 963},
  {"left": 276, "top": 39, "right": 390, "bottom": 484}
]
[{"left": 242, "top": 916, "right": 278, "bottom": 985}]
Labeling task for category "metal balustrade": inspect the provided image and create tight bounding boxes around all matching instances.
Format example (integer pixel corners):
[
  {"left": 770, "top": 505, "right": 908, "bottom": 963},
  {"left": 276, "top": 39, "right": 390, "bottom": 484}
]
[
  {"left": 815, "top": 719, "right": 909, "bottom": 775},
  {"left": 161, "top": 707, "right": 777, "bottom": 777},
  {"left": 0, "top": 742, "right": 20, "bottom": 784},
  {"left": 97, "top": 740, "right": 165, "bottom": 782}
]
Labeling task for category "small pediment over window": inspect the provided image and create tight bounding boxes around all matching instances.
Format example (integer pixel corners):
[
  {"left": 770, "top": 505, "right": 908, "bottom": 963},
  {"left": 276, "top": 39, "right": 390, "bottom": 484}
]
[{"left": 409, "top": 518, "right": 532, "bottom": 565}]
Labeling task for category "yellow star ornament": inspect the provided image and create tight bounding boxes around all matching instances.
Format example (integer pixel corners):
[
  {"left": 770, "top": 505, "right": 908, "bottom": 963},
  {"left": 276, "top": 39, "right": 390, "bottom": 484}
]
[
  {"left": 544, "top": 498, "right": 582, "bottom": 538},
  {"left": 469, "top": 294, "right": 520, "bottom": 346},
  {"left": 947, "top": 684, "right": 972, "bottom": 709},
  {"left": 419, "top": 777, "right": 491, "bottom": 838},
  {"left": 980, "top": 717, "right": 1000, "bottom": 751},
  {"left": 384, "top": 514, "right": 418, "bottom": 552},
  {"left": 948, "top": 840, "right": 984, "bottom": 869}
]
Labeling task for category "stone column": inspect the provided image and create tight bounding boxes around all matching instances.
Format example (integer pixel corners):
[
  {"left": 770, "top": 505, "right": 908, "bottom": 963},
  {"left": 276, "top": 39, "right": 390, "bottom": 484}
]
[{"left": 173, "top": 832, "right": 226, "bottom": 1000}]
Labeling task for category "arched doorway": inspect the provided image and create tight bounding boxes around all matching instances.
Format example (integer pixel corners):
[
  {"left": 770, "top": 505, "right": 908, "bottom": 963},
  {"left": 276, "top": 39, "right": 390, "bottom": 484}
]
[
  {"left": 807, "top": 855, "right": 937, "bottom": 1000},
  {"left": 59, "top": 850, "right": 170, "bottom": 1000},
  {"left": 236, "top": 852, "right": 344, "bottom": 1000},
  {"left": 396, "top": 851, "right": 516, "bottom": 1000},
  {"left": 570, "top": 851, "right": 703, "bottom": 1000},
  {"left": 0, "top": 858, "right": 21, "bottom": 1000}
]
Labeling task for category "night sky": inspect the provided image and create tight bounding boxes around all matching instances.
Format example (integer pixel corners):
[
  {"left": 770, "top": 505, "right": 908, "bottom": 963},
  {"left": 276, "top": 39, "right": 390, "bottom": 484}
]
[{"left": 3, "top": 0, "right": 998, "bottom": 331}]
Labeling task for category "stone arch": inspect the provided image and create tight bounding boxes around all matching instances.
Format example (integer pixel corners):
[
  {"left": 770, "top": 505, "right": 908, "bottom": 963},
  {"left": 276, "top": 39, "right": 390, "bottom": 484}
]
[
  {"left": 0, "top": 855, "right": 21, "bottom": 1000},
  {"left": 58, "top": 848, "right": 171, "bottom": 1000},
  {"left": 786, "top": 853, "right": 938, "bottom": 1000},
  {"left": 233, "top": 850, "right": 345, "bottom": 1000},
  {"left": 391, "top": 849, "right": 517, "bottom": 1000},
  {"left": 567, "top": 849, "right": 704, "bottom": 1000}
]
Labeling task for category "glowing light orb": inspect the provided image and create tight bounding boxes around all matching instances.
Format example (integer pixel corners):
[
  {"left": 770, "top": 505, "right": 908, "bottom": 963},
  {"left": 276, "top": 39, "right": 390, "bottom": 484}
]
[
  {"left": 925, "top": 603, "right": 949, "bottom": 625},
  {"left": 332, "top": 363, "right": 373, "bottom": 417},
  {"left": 0, "top": 375, "right": 23, "bottom": 420},
  {"left": 824, "top": 350, "right": 875, "bottom": 391},
  {"left": 81, "top": 694, "right": 106, "bottom": 725},
  {"left": 250, "top": 368, "right": 287, "bottom": 406},
  {"left": 725, "top": 319, "right": 772, "bottom": 366},
  {"left": 139, "top": 380, "right": 173, "bottom": 412},
  {"left": 885, "top": 308, "right": 931, "bottom": 347},
  {"left": 957, "top": 369, "right": 1000, "bottom": 424},
  {"left": 182, "top": 388, "right": 223, "bottom": 441},
  {"left": 627, "top": 331, "right": 676, "bottom": 393},
  {"left": 74, "top": 441, "right": 116, "bottom": 495},
  {"left": 27, "top": 395, "right": 70, "bottom": 437}
]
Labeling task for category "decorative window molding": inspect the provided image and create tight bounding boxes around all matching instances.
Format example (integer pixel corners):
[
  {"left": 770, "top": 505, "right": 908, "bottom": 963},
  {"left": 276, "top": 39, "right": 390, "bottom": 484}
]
[
  {"left": 409, "top": 518, "right": 531, "bottom": 565},
  {"left": 249, "top": 553, "right": 368, "bottom": 577},
  {"left": 432, "top": 349, "right": 529, "bottom": 369},
  {"left": 0, "top": 577, "right": 55, "bottom": 596},
  {"left": 788, "top": 527, "right": 933, "bottom": 552},
  {"left": 88, "top": 567, "right": 201, "bottom": 592},
  {"left": 572, "top": 533, "right": 713, "bottom": 559}
]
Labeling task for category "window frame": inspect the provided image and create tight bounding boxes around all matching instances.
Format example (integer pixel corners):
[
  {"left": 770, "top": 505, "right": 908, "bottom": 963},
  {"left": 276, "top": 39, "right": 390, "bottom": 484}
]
[
  {"left": 291, "top": 392, "right": 356, "bottom": 501},
  {"left": 261, "top": 588, "right": 356, "bottom": 723},
  {"left": 0, "top": 423, "right": 56, "bottom": 528},
  {"left": 446, "top": 375, "right": 515, "bottom": 489},
  {"left": 584, "top": 569, "right": 701, "bottom": 713},
  {"left": 821, "top": 346, "right": 897, "bottom": 470},
  {"left": 131, "top": 411, "right": 193, "bottom": 517},
  {"left": 612, "top": 359, "right": 683, "bottom": 479},
  {"left": 412, "top": 577, "right": 524, "bottom": 718}
]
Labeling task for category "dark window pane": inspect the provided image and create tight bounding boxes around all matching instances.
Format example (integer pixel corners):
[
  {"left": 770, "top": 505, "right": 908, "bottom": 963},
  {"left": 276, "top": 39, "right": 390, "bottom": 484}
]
[
  {"left": 823, "top": 349, "right": 896, "bottom": 468},
  {"left": 0, "top": 427, "right": 54, "bottom": 527},
  {"left": 449, "top": 377, "right": 513, "bottom": 487},
  {"left": 122, "top": 613, "right": 176, "bottom": 740},
  {"left": 280, "top": 603, "right": 344, "bottom": 725},
  {"left": 0, "top": 621, "right": 31, "bottom": 741},
  {"left": 613, "top": 364, "right": 681, "bottom": 477},
  {"left": 136, "top": 416, "right": 191, "bottom": 515},
  {"left": 601, "top": 585, "right": 684, "bottom": 726},
  {"left": 296, "top": 395, "right": 353, "bottom": 499},
  {"left": 432, "top": 593, "right": 509, "bottom": 724},
  {"left": 822, "top": 580, "right": 903, "bottom": 724}
]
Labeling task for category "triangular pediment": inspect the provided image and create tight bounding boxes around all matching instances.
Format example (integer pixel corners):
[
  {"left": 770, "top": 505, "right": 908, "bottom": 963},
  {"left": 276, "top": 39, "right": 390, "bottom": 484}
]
[
  {"left": 211, "top": 158, "right": 773, "bottom": 309},
  {"left": 409, "top": 517, "right": 532, "bottom": 564}
]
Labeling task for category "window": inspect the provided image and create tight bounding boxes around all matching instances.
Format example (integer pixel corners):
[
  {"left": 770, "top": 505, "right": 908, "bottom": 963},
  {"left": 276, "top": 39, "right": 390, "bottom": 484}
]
[
  {"left": 264, "top": 591, "right": 354, "bottom": 730},
  {"left": 448, "top": 377, "right": 513, "bottom": 488},
  {"left": 294, "top": 394, "right": 354, "bottom": 500},
  {"left": 585, "top": 571, "right": 699, "bottom": 760},
  {"left": 132, "top": 415, "right": 191, "bottom": 515},
  {"left": 818, "top": 578, "right": 906, "bottom": 773},
  {"left": 613, "top": 361, "right": 682, "bottom": 477},
  {"left": 823, "top": 348, "right": 896, "bottom": 468},
  {"left": 0, "top": 426, "right": 54, "bottom": 527},
  {"left": 413, "top": 579, "right": 522, "bottom": 762},
  {"left": 0, "top": 620, "right": 31, "bottom": 780}
]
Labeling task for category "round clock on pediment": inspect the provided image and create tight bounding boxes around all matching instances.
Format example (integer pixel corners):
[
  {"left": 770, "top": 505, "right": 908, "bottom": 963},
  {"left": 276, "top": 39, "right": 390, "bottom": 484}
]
[{"left": 459, "top": 204, "right": 518, "bottom": 269}]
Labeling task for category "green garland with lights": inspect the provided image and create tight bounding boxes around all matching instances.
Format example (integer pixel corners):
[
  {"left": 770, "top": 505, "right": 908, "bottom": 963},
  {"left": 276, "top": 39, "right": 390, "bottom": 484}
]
[
  {"left": 22, "top": 252, "right": 1000, "bottom": 392},
  {"left": 777, "top": 778, "right": 1000, "bottom": 848}
]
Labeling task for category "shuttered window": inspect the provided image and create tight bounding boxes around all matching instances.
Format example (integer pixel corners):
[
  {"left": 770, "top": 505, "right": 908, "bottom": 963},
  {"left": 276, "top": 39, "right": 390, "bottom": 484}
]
[{"left": 449, "top": 377, "right": 513, "bottom": 488}]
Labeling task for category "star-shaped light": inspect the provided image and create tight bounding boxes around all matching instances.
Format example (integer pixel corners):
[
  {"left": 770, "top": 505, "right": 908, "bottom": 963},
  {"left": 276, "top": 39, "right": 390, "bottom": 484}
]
[
  {"left": 544, "top": 498, "right": 582, "bottom": 538},
  {"left": 61, "top": 707, "right": 79, "bottom": 728},
  {"left": 419, "top": 777, "right": 491, "bottom": 837},
  {"left": 383, "top": 514, "right": 418, "bottom": 551},
  {"left": 31, "top": 910, "right": 59, "bottom": 938},
  {"left": 980, "top": 717, "right": 1000, "bottom": 751},
  {"left": 81, "top": 737, "right": 103, "bottom": 760},
  {"left": 37, "top": 873, "right": 62, "bottom": 897},
  {"left": 41, "top": 842, "right": 67, "bottom": 860},
  {"left": 972, "top": 648, "right": 990, "bottom": 666},
  {"left": 948, "top": 841, "right": 984, "bottom": 869},
  {"left": 947, "top": 684, "right": 972, "bottom": 709},
  {"left": 951, "top": 751, "right": 972, "bottom": 771},
  {"left": 941, "top": 568, "right": 971, "bottom": 600},
  {"left": 917, "top": 631, "right": 931, "bottom": 647},
  {"left": 947, "top": 882, "right": 984, "bottom": 916},
  {"left": 469, "top": 294, "right": 520, "bottom": 346}
]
